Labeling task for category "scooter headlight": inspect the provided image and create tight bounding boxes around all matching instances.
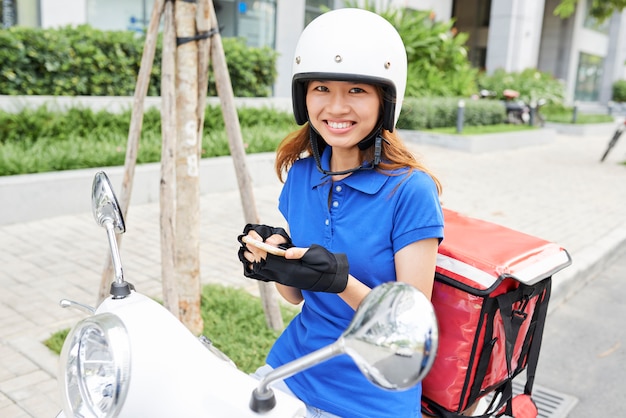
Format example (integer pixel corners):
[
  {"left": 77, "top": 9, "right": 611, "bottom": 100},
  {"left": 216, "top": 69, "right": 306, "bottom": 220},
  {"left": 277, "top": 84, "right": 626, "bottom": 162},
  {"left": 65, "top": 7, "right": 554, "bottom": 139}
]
[{"left": 59, "top": 313, "right": 131, "bottom": 417}]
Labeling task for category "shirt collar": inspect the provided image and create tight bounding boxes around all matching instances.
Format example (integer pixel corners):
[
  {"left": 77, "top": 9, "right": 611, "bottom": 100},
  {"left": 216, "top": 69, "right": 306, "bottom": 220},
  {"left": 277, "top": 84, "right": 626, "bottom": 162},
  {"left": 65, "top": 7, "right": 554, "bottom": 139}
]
[{"left": 311, "top": 146, "right": 389, "bottom": 195}]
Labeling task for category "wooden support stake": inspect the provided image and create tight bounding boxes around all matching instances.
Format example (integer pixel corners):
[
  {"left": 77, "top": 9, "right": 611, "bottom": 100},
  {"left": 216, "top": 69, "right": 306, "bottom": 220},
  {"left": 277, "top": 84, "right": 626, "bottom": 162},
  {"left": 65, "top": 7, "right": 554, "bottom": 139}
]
[
  {"left": 207, "top": 0, "right": 284, "bottom": 331},
  {"left": 196, "top": 0, "right": 212, "bottom": 137}
]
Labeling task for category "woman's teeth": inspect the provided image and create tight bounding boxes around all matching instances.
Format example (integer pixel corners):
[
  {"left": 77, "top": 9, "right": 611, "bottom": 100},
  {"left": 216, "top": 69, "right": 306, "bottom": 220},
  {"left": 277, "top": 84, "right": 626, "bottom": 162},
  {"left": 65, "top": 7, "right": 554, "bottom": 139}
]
[{"left": 327, "top": 121, "right": 352, "bottom": 129}]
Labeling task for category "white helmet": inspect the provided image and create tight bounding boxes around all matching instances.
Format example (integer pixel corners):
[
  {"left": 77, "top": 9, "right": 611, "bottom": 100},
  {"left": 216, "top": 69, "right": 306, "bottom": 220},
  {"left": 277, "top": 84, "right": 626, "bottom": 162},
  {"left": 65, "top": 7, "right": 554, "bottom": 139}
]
[{"left": 291, "top": 8, "right": 407, "bottom": 132}]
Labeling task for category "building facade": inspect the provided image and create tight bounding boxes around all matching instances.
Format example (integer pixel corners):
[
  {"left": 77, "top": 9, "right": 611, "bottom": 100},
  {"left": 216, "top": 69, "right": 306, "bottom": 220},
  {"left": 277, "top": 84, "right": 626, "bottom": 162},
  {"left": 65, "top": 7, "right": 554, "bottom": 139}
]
[{"left": 3, "top": 0, "right": 626, "bottom": 105}]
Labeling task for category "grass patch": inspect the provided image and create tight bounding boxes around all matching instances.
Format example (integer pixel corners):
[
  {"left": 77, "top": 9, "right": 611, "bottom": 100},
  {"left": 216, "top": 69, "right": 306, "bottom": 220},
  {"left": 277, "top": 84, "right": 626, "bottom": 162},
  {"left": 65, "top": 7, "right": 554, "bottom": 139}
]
[
  {"left": 544, "top": 113, "right": 615, "bottom": 124},
  {"left": 541, "top": 103, "right": 615, "bottom": 124},
  {"left": 44, "top": 284, "right": 299, "bottom": 374},
  {"left": 43, "top": 328, "right": 70, "bottom": 353},
  {"left": 427, "top": 124, "right": 536, "bottom": 135},
  {"left": 200, "top": 284, "right": 299, "bottom": 373}
]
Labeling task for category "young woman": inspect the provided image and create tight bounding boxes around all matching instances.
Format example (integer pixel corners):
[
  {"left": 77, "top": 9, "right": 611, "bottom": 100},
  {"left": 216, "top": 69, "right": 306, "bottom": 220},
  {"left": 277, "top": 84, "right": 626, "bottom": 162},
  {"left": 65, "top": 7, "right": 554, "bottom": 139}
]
[{"left": 238, "top": 8, "right": 444, "bottom": 418}]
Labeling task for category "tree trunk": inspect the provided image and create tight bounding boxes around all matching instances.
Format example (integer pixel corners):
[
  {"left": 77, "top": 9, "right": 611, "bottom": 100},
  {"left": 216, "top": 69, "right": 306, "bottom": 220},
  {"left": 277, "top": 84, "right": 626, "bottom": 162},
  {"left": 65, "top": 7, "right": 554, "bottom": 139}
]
[
  {"left": 174, "top": 0, "right": 203, "bottom": 335},
  {"left": 97, "top": 0, "right": 164, "bottom": 304},
  {"left": 160, "top": 0, "right": 179, "bottom": 317},
  {"left": 207, "top": 0, "right": 284, "bottom": 331}
]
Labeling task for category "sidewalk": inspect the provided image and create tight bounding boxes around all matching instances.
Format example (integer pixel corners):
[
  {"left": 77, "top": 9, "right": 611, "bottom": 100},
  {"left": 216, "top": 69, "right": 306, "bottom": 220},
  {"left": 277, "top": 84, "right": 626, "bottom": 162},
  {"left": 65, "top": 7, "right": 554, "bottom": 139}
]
[{"left": 1, "top": 130, "right": 626, "bottom": 417}]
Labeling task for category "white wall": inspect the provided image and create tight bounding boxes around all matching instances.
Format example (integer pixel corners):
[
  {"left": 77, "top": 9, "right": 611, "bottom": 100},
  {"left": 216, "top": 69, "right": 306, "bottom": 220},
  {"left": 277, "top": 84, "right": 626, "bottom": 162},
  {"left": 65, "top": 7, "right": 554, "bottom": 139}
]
[
  {"left": 605, "top": 12, "right": 626, "bottom": 88},
  {"left": 486, "top": 0, "right": 547, "bottom": 72},
  {"left": 40, "top": 0, "right": 86, "bottom": 28},
  {"left": 273, "top": 0, "right": 306, "bottom": 98}
]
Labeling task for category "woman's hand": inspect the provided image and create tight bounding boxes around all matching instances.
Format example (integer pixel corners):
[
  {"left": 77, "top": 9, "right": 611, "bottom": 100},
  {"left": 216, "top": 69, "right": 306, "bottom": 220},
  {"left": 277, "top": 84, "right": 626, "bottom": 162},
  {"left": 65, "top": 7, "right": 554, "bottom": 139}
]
[
  {"left": 237, "top": 223, "right": 293, "bottom": 265},
  {"left": 283, "top": 246, "right": 307, "bottom": 260},
  {"left": 237, "top": 226, "right": 349, "bottom": 294}
]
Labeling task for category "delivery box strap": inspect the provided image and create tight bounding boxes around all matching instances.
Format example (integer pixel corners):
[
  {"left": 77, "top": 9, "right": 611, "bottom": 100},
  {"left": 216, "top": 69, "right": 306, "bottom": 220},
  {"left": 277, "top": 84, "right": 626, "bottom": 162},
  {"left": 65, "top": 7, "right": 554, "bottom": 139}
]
[
  {"left": 496, "top": 285, "right": 538, "bottom": 375},
  {"left": 470, "top": 279, "right": 551, "bottom": 416}
]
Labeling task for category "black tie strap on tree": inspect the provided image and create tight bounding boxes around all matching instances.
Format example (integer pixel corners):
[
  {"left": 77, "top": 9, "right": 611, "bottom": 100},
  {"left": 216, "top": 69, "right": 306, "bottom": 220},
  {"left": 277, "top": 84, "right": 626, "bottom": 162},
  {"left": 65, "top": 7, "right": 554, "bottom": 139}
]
[
  {"left": 170, "top": 0, "right": 218, "bottom": 46},
  {"left": 177, "top": 27, "right": 219, "bottom": 46}
]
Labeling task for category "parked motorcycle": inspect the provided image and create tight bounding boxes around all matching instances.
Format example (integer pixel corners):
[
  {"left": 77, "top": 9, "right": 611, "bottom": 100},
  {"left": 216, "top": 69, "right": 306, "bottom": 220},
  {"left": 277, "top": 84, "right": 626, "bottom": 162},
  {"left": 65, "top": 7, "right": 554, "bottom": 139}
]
[
  {"left": 55, "top": 171, "right": 439, "bottom": 417},
  {"left": 501, "top": 89, "right": 531, "bottom": 125},
  {"left": 478, "top": 89, "right": 545, "bottom": 126}
]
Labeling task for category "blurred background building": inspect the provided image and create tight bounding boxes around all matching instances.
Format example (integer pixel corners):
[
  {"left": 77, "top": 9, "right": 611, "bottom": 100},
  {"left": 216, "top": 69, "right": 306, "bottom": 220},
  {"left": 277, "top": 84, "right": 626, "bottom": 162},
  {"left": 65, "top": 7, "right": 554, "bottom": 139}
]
[{"left": 2, "top": 0, "right": 625, "bottom": 105}]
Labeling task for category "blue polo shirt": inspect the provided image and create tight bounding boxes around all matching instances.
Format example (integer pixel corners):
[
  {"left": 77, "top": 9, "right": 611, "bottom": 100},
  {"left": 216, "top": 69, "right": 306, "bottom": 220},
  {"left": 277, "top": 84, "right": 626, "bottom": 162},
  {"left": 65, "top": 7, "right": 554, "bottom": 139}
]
[{"left": 266, "top": 147, "right": 444, "bottom": 418}]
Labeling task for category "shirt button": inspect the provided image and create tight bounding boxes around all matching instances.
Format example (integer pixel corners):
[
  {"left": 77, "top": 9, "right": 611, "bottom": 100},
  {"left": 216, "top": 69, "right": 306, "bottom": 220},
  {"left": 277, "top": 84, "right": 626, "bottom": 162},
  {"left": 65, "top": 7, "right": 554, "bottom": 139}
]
[
  {"left": 325, "top": 219, "right": 329, "bottom": 225},
  {"left": 332, "top": 201, "right": 339, "bottom": 208},
  {"left": 335, "top": 185, "right": 342, "bottom": 192}
]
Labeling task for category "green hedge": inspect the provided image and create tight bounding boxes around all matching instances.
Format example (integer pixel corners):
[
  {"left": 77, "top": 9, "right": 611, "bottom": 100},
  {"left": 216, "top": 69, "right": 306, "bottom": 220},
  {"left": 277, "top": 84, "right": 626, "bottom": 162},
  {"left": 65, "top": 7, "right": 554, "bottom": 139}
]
[
  {"left": 0, "top": 25, "right": 277, "bottom": 97},
  {"left": 0, "top": 105, "right": 297, "bottom": 176},
  {"left": 397, "top": 97, "right": 506, "bottom": 130}
]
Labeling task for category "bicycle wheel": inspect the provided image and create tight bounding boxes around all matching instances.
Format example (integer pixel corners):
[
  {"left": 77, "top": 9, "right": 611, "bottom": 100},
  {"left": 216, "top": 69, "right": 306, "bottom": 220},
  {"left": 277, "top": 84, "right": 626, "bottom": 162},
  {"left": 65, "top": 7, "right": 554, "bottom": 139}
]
[{"left": 600, "top": 127, "right": 624, "bottom": 162}]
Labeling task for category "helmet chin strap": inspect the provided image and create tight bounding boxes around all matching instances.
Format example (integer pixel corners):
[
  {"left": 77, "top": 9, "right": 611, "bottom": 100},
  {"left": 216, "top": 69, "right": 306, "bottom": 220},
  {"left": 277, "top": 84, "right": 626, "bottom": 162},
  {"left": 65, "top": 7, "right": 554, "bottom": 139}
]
[{"left": 309, "top": 120, "right": 385, "bottom": 177}]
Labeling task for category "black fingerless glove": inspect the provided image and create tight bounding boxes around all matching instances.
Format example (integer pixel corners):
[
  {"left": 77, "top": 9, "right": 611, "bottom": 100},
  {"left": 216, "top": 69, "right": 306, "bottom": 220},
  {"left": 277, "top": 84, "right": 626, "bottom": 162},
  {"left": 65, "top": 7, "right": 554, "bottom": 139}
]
[
  {"left": 237, "top": 224, "right": 294, "bottom": 247},
  {"left": 238, "top": 243, "right": 349, "bottom": 294},
  {"left": 237, "top": 223, "right": 293, "bottom": 281}
]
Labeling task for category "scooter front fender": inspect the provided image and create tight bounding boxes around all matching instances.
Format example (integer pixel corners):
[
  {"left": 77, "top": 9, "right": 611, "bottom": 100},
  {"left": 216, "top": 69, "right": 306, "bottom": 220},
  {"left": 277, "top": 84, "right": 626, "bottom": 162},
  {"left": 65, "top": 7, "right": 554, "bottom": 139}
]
[{"left": 59, "top": 292, "right": 305, "bottom": 417}]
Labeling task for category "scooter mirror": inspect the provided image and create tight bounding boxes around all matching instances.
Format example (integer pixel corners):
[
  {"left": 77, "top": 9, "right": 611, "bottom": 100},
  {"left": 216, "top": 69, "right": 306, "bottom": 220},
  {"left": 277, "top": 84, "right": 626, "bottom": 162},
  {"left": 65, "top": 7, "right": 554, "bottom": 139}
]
[
  {"left": 342, "top": 281, "right": 438, "bottom": 390},
  {"left": 250, "top": 282, "right": 438, "bottom": 413},
  {"left": 92, "top": 171, "right": 125, "bottom": 234},
  {"left": 91, "top": 171, "right": 133, "bottom": 297}
]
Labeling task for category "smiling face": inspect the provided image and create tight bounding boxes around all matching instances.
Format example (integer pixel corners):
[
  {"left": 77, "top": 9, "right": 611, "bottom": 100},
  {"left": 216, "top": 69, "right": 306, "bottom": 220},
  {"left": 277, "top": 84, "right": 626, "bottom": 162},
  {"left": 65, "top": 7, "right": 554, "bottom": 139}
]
[{"left": 305, "top": 80, "right": 382, "bottom": 152}]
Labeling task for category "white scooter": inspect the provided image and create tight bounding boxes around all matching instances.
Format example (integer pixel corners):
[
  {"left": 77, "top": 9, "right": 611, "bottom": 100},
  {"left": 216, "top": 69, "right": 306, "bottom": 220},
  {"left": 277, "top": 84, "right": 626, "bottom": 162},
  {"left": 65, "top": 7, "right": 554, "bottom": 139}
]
[{"left": 55, "top": 171, "right": 439, "bottom": 417}]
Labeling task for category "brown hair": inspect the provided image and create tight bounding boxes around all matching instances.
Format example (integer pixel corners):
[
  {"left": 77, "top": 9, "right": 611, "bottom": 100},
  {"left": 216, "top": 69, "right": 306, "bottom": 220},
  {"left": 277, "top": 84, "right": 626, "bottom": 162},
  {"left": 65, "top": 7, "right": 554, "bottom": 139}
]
[{"left": 274, "top": 123, "right": 442, "bottom": 195}]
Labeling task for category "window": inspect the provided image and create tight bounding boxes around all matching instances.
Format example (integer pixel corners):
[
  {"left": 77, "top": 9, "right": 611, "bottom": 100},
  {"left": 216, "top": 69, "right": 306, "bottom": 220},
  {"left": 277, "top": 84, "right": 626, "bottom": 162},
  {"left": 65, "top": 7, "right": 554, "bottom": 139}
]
[
  {"left": 86, "top": 0, "right": 154, "bottom": 32},
  {"left": 470, "top": 47, "right": 487, "bottom": 71},
  {"left": 305, "top": 0, "right": 332, "bottom": 26},
  {"left": 1, "top": 0, "right": 17, "bottom": 28},
  {"left": 574, "top": 52, "right": 604, "bottom": 102},
  {"left": 204, "top": 1, "right": 278, "bottom": 48},
  {"left": 233, "top": 0, "right": 276, "bottom": 48},
  {"left": 84, "top": 0, "right": 276, "bottom": 48},
  {"left": 478, "top": 0, "right": 491, "bottom": 27}
]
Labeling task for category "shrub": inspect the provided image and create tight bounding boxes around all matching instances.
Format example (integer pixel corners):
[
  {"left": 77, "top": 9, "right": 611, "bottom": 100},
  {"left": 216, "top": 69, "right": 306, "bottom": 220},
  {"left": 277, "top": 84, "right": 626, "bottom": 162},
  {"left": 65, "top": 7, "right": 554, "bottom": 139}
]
[
  {"left": 612, "top": 79, "right": 626, "bottom": 103},
  {"left": 477, "top": 68, "right": 565, "bottom": 105},
  {"left": 398, "top": 97, "right": 506, "bottom": 130},
  {"left": 0, "top": 25, "right": 277, "bottom": 97},
  {"left": 353, "top": 3, "right": 478, "bottom": 98}
]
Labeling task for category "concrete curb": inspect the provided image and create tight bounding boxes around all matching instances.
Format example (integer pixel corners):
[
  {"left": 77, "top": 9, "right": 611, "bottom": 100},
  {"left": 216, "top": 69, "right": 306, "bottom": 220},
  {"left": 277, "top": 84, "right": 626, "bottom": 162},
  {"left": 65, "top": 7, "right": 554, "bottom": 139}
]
[
  {"left": 548, "top": 225, "right": 626, "bottom": 315},
  {"left": 399, "top": 128, "right": 557, "bottom": 153},
  {"left": 0, "top": 153, "right": 278, "bottom": 225},
  {"left": 544, "top": 121, "right": 620, "bottom": 136}
]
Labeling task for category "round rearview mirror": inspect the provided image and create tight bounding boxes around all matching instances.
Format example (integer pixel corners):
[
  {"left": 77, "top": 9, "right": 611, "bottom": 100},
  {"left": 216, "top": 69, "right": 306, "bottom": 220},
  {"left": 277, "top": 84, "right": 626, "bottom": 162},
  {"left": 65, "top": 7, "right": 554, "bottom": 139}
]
[
  {"left": 341, "top": 282, "right": 438, "bottom": 390},
  {"left": 250, "top": 282, "right": 439, "bottom": 413},
  {"left": 91, "top": 171, "right": 125, "bottom": 234}
]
